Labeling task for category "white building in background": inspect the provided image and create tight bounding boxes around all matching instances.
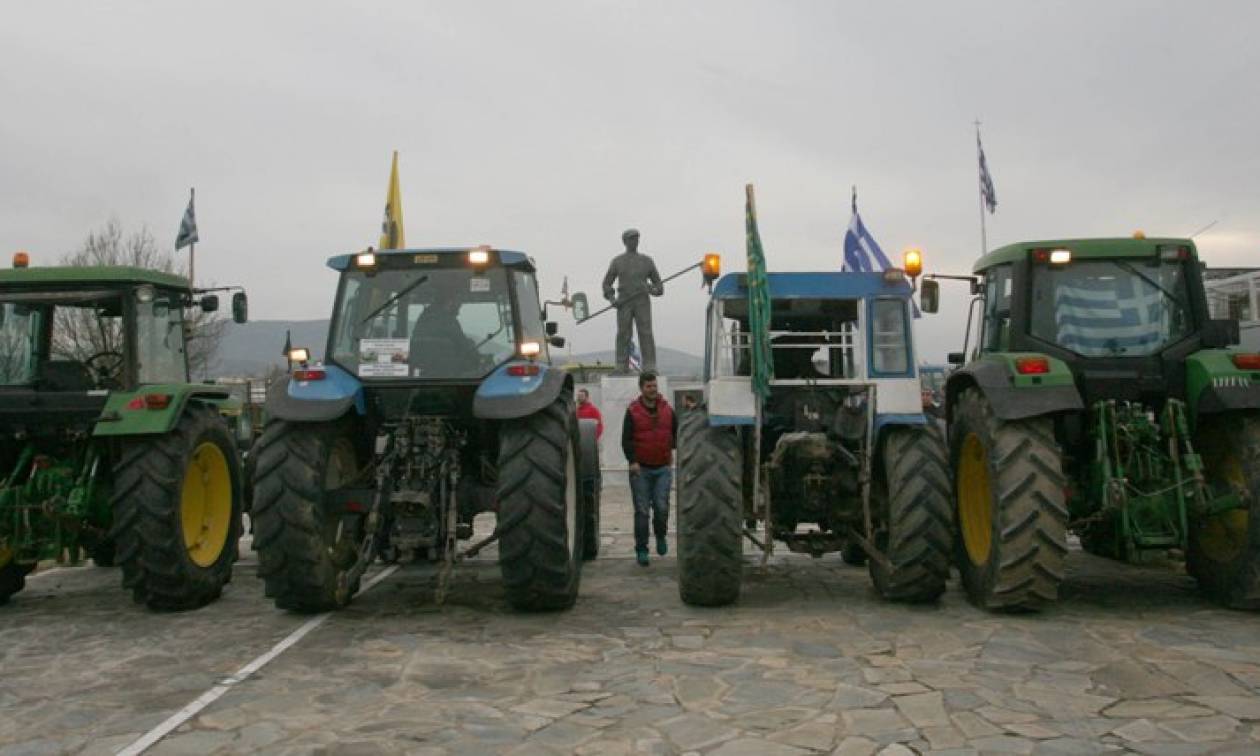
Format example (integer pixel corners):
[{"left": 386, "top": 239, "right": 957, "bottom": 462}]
[{"left": 1205, "top": 268, "right": 1260, "bottom": 350}]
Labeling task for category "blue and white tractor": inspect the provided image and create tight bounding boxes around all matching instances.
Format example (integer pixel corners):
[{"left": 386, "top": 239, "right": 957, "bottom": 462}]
[
  {"left": 677, "top": 259, "right": 952, "bottom": 606},
  {"left": 251, "top": 247, "right": 599, "bottom": 612}
]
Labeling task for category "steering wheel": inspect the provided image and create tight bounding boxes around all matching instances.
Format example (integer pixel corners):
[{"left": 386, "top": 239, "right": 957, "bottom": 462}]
[{"left": 84, "top": 350, "right": 125, "bottom": 384}]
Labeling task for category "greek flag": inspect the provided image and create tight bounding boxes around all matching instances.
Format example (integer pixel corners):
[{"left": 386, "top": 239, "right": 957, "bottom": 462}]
[
  {"left": 978, "top": 133, "right": 997, "bottom": 214},
  {"left": 175, "top": 189, "right": 198, "bottom": 250},
  {"left": 842, "top": 191, "right": 893, "bottom": 273},
  {"left": 1055, "top": 277, "right": 1167, "bottom": 356},
  {"left": 627, "top": 338, "right": 642, "bottom": 372}
]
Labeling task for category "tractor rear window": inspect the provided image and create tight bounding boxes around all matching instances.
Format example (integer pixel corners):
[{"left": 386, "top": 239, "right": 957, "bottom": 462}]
[
  {"left": 1029, "top": 259, "right": 1192, "bottom": 357},
  {"left": 870, "top": 299, "right": 910, "bottom": 374},
  {"left": 330, "top": 268, "right": 515, "bottom": 380}
]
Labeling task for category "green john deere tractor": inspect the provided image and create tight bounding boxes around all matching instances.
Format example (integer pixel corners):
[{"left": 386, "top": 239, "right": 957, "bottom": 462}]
[
  {"left": 927, "top": 236, "right": 1260, "bottom": 611},
  {"left": 0, "top": 256, "right": 251, "bottom": 609}
]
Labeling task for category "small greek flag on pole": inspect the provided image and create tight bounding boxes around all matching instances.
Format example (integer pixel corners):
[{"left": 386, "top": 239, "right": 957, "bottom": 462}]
[
  {"left": 175, "top": 188, "right": 198, "bottom": 250},
  {"left": 842, "top": 187, "right": 893, "bottom": 273},
  {"left": 978, "top": 132, "right": 997, "bottom": 214},
  {"left": 627, "top": 338, "right": 643, "bottom": 372}
]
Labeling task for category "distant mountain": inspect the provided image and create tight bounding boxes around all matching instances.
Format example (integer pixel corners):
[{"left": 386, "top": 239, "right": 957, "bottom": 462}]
[{"left": 214, "top": 319, "right": 703, "bottom": 379}]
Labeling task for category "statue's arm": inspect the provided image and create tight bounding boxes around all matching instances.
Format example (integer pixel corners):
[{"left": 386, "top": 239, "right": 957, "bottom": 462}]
[
  {"left": 602, "top": 259, "right": 618, "bottom": 302},
  {"left": 647, "top": 258, "right": 664, "bottom": 296}
]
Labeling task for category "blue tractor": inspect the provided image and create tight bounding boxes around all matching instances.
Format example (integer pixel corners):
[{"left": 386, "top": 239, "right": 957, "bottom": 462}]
[
  {"left": 677, "top": 262, "right": 952, "bottom": 606},
  {"left": 251, "top": 247, "right": 599, "bottom": 611}
]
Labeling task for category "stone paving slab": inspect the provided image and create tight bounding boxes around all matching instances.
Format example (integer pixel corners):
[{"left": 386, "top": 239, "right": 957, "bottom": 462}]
[{"left": 1, "top": 479, "right": 1259, "bottom": 754}]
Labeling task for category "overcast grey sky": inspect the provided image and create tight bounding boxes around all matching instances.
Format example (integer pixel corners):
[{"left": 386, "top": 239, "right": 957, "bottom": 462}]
[{"left": 2, "top": 1, "right": 1258, "bottom": 360}]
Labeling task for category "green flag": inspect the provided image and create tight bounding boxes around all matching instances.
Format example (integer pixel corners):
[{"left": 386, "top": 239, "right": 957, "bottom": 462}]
[{"left": 745, "top": 184, "right": 774, "bottom": 399}]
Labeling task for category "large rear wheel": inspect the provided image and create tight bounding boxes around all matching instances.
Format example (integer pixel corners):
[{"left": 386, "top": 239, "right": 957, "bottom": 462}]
[
  {"left": 0, "top": 551, "right": 34, "bottom": 605},
  {"left": 252, "top": 420, "right": 364, "bottom": 612},
  {"left": 1190, "top": 414, "right": 1260, "bottom": 609},
  {"left": 868, "top": 424, "right": 952, "bottom": 602},
  {"left": 950, "top": 388, "right": 1068, "bottom": 611},
  {"left": 497, "top": 396, "right": 584, "bottom": 611},
  {"left": 677, "top": 408, "right": 744, "bottom": 607},
  {"left": 112, "top": 404, "right": 243, "bottom": 610},
  {"left": 578, "top": 418, "right": 601, "bottom": 560}
]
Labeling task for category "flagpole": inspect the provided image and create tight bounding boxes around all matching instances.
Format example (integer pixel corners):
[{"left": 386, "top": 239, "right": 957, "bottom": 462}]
[{"left": 975, "top": 121, "right": 988, "bottom": 256}]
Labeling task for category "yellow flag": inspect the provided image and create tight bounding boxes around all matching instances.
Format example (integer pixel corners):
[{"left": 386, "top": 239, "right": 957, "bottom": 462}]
[{"left": 379, "top": 151, "right": 405, "bottom": 249}]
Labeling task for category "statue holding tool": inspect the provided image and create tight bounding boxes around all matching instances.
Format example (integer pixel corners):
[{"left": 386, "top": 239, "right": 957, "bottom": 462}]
[{"left": 602, "top": 228, "right": 664, "bottom": 372}]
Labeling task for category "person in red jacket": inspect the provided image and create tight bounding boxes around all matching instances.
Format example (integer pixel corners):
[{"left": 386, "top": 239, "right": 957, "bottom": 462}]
[
  {"left": 576, "top": 388, "right": 603, "bottom": 439},
  {"left": 620, "top": 371, "right": 677, "bottom": 566}
]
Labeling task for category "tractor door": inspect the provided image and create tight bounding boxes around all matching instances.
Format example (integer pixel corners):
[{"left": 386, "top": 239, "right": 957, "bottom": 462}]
[{"left": 132, "top": 287, "right": 190, "bottom": 385}]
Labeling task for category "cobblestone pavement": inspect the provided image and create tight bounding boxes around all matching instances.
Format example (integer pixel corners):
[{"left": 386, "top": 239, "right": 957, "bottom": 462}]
[{"left": 3, "top": 479, "right": 1260, "bottom": 755}]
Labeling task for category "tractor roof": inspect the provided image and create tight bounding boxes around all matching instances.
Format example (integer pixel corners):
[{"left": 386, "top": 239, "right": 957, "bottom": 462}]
[
  {"left": 326, "top": 247, "right": 534, "bottom": 272},
  {"left": 712, "top": 271, "right": 913, "bottom": 301},
  {"left": 974, "top": 237, "right": 1197, "bottom": 273},
  {"left": 0, "top": 265, "right": 190, "bottom": 290}
]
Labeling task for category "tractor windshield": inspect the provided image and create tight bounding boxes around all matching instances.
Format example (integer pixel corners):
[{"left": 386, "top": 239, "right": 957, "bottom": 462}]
[
  {"left": 330, "top": 268, "right": 516, "bottom": 380},
  {"left": 1029, "top": 259, "right": 1192, "bottom": 357},
  {"left": 0, "top": 303, "right": 35, "bottom": 385}
]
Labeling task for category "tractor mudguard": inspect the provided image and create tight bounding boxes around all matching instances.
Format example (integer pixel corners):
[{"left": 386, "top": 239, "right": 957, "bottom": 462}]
[
  {"left": 264, "top": 365, "right": 366, "bottom": 423},
  {"left": 946, "top": 353, "right": 1083, "bottom": 423},
  {"left": 1186, "top": 349, "right": 1260, "bottom": 419},
  {"left": 93, "top": 384, "right": 234, "bottom": 437},
  {"left": 473, "top": 362, "right": 570, "bottom": 421}
]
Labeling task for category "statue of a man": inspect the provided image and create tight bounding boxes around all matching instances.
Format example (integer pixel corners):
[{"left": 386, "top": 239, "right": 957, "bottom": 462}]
[{"left": 602, "top": 228, "right": 663, "bottom": 372}]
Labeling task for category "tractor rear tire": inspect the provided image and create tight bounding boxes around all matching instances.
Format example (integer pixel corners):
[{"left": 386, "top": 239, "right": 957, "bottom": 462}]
[
  {"left": 869, "top": 424, "right": 953, "bottom": 602},
  {"left": 579, "top": 418, "right": 601, "bottom": 561},
  {"left": 1190, "top": 414, "right": 1260, "bottom": 609},
  {"left": 252, "top": 419, "right": 363, "bottom": 612},
  {"left": 0, "top": 560, "right": 34, "bottom": 605},
  {"left": 497, "top": 396, "right": 584, "bottom": 611},
  {"left": 112, "top": 404, "right": 243, "bottom": 611},
  {"left": 950, "top": 388, "right": 1068, "bottom": 611},
  {"left": 677, "top": 408, "right": 744, "bottom": 607}
]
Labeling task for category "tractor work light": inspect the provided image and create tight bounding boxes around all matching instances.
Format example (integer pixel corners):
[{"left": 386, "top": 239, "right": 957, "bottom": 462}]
[
  {"left": 356, "top": 252, "right": 377, "bottom": 268},
  {"left": 468, "top": 248, "right": 491, "bottom": 266},
  {"left": 12, "top": 251, "right": 29, "bottom": 268},
  {"left": 903, "top": 248, "right": 923, "bottom": 278},
  {"left": 882, "top": 268, "right": 907, "bottom": 284},
  {"left": 1232, "top": 354, "right": 1260, "bottom": 370},
  {"left": 519, "top": 341, "right": 542, "bottom": 357},
  {"left": 1015, "top": 356, "right": 1051, "bottom": 375},
  {"left": 1159, "top": 245, "right": 1191, "bottom": 261},
  {"left": 288, "top": 347, "right": 310, "bottom": 364},
  {"left": 1049, "top": 249, "right": 1072, "bottom": 265},
  {"left": 703, "top": 253, "right": 721, "bottom": 280}
]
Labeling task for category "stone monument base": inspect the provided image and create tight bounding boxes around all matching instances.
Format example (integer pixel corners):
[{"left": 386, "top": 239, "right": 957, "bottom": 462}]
[{"left": 598, "top": 373, "right": 668, "bottom": 471}]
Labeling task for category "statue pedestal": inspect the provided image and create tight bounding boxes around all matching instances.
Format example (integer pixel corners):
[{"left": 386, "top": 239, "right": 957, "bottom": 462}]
[{"left": 598, "top": 374, "right": 668, "bottom": 471}]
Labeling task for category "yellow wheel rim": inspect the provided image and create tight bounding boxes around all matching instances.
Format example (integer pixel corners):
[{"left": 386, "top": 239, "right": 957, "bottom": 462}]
[
  {"left": 958, "top": 432, "right": 994, "bottom": 566},
  {"left": 181, "top": 441, "right": 233, "bottom": 568},
  {"left": 1199, "top": 452, "right": 1250, "bottom": 563}
]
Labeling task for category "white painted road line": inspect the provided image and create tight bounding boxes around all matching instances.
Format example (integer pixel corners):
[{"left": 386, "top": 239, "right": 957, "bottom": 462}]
[{"left": 115, "top": 564, "right": 401, "bottom": 756}]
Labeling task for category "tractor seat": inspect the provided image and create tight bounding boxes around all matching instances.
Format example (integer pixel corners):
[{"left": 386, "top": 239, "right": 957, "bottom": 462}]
[{"left": 38, "top": 360, "right": 96, "bottom": 392}]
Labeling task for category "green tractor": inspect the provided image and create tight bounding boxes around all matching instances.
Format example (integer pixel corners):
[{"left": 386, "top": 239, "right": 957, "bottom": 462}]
[
  {"left": 928, "top": 236, "right": 1260, "bottom": 611},
  {"left": 0, "top": 256, "right": 251, "bottom": 609}
]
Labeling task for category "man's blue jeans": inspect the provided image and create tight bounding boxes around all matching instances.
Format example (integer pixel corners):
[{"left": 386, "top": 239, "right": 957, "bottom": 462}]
[{"left": 630, "top": 465, "right": 672, "bottom": 552}]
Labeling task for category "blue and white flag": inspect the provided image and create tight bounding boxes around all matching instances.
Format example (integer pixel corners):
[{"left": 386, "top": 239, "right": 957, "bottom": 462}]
[
  {"left": 627, "top": 338, "right": 643, "bottom": 372},
  {"left": 978, "top": 133, "right": 997, "bottom": 214},
  {"left": 1054, "top": 277, "right": 1167, "bottom": 356},
  {"left": 175, "top": 188, "right": 198, "bottom": 250},
  {"left": 842, "top": 191, "right": 893, "bottom": 273}
]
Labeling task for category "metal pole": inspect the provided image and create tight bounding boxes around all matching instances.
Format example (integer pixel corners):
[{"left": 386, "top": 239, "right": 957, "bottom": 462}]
[
  {"left": 189, "top": 187, "right": 196, "bottom": 287},
  {"left": 577, "top": 261, "right": 702, "bottom": 324},
  {"left": 975, "top": 121, "right": 988, "bottom": 256}
]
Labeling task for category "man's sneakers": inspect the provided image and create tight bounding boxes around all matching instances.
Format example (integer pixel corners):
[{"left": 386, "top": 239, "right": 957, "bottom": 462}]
[
  {"left": 636, "top": 548, "right": 650, "bottom": 566},
  {"left": 656, "top": 535, "right": 668, "bottom": 556}
]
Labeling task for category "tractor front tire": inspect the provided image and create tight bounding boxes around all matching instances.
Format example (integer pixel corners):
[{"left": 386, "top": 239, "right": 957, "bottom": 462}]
[
  {"left": 497, "top": 396, "right": 584, "bottom": 611},
  {"left": 677, "top": 408, "right": 744, "bottom": 607},
  {"left": 868, "top": 424, "right": 952, "bottom": 602},
  {"left": 1190, "top": 414, "right": 1260, "bottom": 609},
  {"left": 950, "top": 388, "right": 1068, "bottom": 611},
  {"left": 0, "top": 560, "right": 34, "bottom": 605},
  {"left": 112, "top": 404, "right": 243, "bottom": 611},
  {"left": 252, "top": 420, "right": 364, "bottom": 612}
]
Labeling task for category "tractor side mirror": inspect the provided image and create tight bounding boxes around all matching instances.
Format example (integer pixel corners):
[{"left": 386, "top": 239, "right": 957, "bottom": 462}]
[
  {"left": 200, "top": 294, "right": 220, "bottom": 313},
  {"left": 549, "top": 335, "right": 566, "bottom": 348},
  {"left": 545, "top": 321, "right": 559, "bottom": 336},
  {"left": 232, "top": 292, "right": 249, "bottom": 324},
  {"left": 1203, "top": 318, "right": 1240, "bottom": 348},
  {"left": 571, "top": 292, "right": 590, "bottom": 321},
  {"left": 947, "top": 351, "right": 966, "bottom": 366},
  {"left": 920, "top": 279, "right": 940, "bottom": 314}
]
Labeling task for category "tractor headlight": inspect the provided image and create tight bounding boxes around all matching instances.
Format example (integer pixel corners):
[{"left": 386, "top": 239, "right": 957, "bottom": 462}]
[
  {"left": 356, "top": 252, "right": 377, "bottom": 268},
  {"left": 468, "top": 248, "right": 491, "bottom": 266},
  {"left": 288, "top": 347, "right": 310, "bottom": 364},
  {"left": 1049, "top": 249, "right": 1072, "bottom": 265},
  {"left": 519, "top": 341, "right": 542, "bottom": 357}
]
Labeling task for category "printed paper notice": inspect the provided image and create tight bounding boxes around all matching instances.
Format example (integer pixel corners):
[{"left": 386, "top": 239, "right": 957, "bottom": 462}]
[
  {"left": 470, "top": 277, "right": 491, "bottom": 293},
  {"left": 358, "top": 338, "right": 410, "bottom": 377}
]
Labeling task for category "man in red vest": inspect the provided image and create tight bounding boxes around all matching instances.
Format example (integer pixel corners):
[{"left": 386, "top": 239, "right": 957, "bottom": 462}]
[
  {"left": 620, "top": 371, "right": 677, "bottom": 566},
  {"left": 576, "top": 388, "right": 603, "bottom": 439}
]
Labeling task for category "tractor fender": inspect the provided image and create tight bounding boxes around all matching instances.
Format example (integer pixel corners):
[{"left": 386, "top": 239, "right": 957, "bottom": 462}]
[
  {"left": 946, "top": 354, "right": 1083, "bottom": 424},
  {"left": 578, "top": 418, "right": 601, "bottom": 486},
  {"left": 264, "top": 364, "right": 366, "bottom": 423},
  {"left": 473, "top": 362, "right": 572, "bottom": 421},
  {"left": 93, "top": 384, "right": 234, "bottom": 437},
  {"left": 1186, "top": 349, "right": 1260, "bottom": 419}
]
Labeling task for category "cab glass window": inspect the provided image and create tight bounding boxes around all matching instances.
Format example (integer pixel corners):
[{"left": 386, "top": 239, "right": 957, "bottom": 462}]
[
  {"left": 870, "top": 298, "right": 909, "bottom": 374},
  {"left": 136, "top": 294, "right": 187, "bottom": 384}
]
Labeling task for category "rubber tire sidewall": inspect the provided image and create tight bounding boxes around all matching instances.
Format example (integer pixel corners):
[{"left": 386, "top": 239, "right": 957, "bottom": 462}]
[
  {"left": 677, "top": 407, "right": 744, "bottom": 607},
  {"left": 1190, "top": 413, "right": 1260, "bottom": 609}
]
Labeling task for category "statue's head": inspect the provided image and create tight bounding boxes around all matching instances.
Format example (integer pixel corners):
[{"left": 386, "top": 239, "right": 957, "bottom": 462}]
[{"left": 622, "top": 228, "right": 640, "bottom": 252}]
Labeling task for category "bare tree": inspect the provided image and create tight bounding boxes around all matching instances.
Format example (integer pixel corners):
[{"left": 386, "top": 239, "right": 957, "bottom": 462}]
[{"left": 54, "top": 219, "right": 226, "bottom": 380}]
